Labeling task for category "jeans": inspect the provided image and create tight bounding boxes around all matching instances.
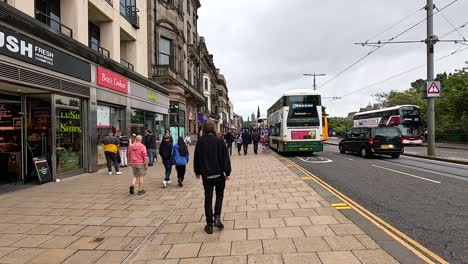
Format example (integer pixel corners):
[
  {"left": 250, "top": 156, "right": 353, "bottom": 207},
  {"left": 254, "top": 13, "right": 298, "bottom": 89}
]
[
  {"left": 147, "top": 149, "right": 154, "bottom": 165},
  {"left": 202, "top": 176, "right": 226, "bottom": 224},
  {"left": 119, "top": 148, "right": 128, "bottom": 166},
  {"left": 104, "top": 151, "right": 120, "bottom": 172},
  {"left": 176, "top": 165, "right": 186, "bottom": 182},
  {"left": 163, "top": 159, "right": 172, "bottom": 181},
  {"left": 243, "top": 143, "right": 249, "bottom": 155},
  {"left": 227, "top": 143, "right": 233, "bottom": 156},
  {"left": 253, "top": 142, "right": 259, "bottom": 154}
]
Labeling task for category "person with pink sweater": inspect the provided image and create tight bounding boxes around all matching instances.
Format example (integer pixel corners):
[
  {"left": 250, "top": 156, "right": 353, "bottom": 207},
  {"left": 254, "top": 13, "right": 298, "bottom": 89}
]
[{"left": 128, "top": 135, "right": 148, "bottom": 195}]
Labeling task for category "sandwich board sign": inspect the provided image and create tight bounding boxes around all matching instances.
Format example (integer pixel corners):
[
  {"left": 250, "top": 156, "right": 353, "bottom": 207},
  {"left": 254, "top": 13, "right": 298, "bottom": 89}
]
[{"left": 426, "top": 81, "right": 441, "bottom": 97}]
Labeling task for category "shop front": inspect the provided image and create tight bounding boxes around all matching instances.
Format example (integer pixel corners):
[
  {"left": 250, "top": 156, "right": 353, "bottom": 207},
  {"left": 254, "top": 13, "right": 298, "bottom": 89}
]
[
  {"left": 0, "top": 24, "right": 91, "bottom": 183},
  {"left": 129, "top": 81, "right": 169, "bottom": 140},
  {"left": 94, "top": 67, "right": 128, "bottom": 167},
  {"left": 169, "top": 101, "right": 186, "bottom": 143}
]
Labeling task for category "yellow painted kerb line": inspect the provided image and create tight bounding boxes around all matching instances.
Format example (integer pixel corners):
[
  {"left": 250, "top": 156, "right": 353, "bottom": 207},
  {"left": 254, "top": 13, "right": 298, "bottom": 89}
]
[{"left": 286, "top": 159, "right": 448, "bottom": 264}]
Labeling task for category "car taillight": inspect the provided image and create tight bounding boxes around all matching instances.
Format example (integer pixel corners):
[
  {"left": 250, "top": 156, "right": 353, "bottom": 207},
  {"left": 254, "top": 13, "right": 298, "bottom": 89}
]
[
  {"left": 368, "top": 137, "right": 373, "bottom": 145},
  {"left": 400, "top": 137, "right": 404, "bottom": 144}
]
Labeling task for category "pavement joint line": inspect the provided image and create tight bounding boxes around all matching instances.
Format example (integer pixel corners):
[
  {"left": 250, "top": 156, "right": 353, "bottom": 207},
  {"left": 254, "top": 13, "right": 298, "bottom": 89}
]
[
  {"left": 285, "top": 158, "right": 447, "bottom": 264},
  {"left": 121, "top": 181, "right": 199, "bottom": 264},
  {"left": 371, "top": 165, "right": 442, "bottom": 184}
]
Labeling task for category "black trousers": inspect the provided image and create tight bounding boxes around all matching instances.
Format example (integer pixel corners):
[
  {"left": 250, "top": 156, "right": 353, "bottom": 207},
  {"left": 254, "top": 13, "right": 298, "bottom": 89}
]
[
  {"left": 104, "top": 151, "right": 120, "bottom": 172},
  {"left": 243, "top": 143, "right": 249, "bottom": 154},
  {"left": 253, "top": 142, "right": 259, "bottom": 154},
  {"left": 202, "top": 176, "right": 226, "bottom": 224},
  {"left": 176, "top": 165, "right": 186, "bottom": 182},
  {"left": 227, "top": 143, "right": 233, "bottom": 155},
  {"left": 237, "top": 144, "right": 242, "bottom": 154}
]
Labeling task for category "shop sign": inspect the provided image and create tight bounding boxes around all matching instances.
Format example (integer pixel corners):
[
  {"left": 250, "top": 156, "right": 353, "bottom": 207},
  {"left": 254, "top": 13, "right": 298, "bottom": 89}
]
[
  {"left": 147, "top": 91, "right": 158, "bottom": 101},
  {"left": 170, "top": 102, "right": 179, "bottom": 113},
  {"left": 96, "top": 67, "right": 128, "bottom": 94},
  {"left": 97, "top": 105, "right": 110, "bottom": 128},
  {"left": 58, "top": 109, "right": 81, "bottom": 133},
  {"left": 197, "top": 113, "right": 208, "bottom": 122},
  {"left": 0, "top": 24, "right": 91, "bottom": 81}
]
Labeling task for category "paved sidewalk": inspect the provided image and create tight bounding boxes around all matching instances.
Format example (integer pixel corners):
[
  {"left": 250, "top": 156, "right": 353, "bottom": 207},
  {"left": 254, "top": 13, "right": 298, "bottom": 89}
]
[{"left": 0, "top": 149, "right": 399, "bottom": 264}]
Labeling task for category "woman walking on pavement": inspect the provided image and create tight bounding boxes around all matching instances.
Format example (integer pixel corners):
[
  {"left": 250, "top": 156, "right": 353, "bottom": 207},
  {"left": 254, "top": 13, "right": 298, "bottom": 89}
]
[
  {"left": 159, "top": 135, "right": 173, "bottom": 188},
  {"left": 235, "top": 132, "right": 243, "bottom": 155},
  {"left": 173, "top": 137, "right": 189, "bottom": 187}
]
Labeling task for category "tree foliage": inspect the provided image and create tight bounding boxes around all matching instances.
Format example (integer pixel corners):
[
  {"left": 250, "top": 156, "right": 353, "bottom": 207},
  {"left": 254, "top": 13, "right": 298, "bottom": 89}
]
[{"left": 328, "top": 117, "right": 353, "bottom": 137}]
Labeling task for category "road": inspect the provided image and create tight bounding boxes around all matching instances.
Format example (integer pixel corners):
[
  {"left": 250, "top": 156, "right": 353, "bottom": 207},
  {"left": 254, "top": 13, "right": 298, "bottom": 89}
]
[
  {"left": 404, "top": 145, "right": 468, "bottom": 161},
  {"left": 290, "top": 144, "right": 468, "bottom": 264}
]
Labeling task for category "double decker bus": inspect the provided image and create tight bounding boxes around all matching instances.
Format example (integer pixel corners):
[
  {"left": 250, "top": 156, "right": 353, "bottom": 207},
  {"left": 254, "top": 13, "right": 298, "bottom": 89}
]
[
  {"left": 267, "top": 89, "right": 323, "bottom": 153},
  {"left": 353, "top": 105, "right": 423, "bottom": 144}
]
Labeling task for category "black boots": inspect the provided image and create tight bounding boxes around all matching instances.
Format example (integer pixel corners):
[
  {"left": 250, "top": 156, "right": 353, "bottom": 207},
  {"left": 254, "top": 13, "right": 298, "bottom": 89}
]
[
  {"left": 214, "top": 217, "right": 224, "bottom": 229},
  {"left": 204, "top": 224, "right": 213, "bottom": 234}
]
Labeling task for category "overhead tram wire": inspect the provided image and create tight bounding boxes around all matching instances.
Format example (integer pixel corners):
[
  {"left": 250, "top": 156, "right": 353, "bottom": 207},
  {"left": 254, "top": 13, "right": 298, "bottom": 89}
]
[
  {"left": 436, "top": 6, "right": 467, "bottom": 40},
  {"left": 325, "top": 45, "right": 468, "bottom": 102},
  {"left": 317, "top": 0, "right": 460, "bottom": 90}
]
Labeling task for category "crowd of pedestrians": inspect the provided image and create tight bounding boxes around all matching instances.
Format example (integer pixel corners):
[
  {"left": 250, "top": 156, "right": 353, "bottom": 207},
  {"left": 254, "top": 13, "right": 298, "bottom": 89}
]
[{"left": 101, "top": 122, "right": 276, "bottom": 235}]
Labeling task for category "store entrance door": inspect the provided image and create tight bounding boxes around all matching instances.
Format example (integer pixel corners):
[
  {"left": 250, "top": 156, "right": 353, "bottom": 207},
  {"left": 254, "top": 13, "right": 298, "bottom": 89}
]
[
  {"left": 24, "top": 94, "right": 52, "bottom": 183},
  {"left": 0, "top": 94, "right": 22, "bottom": 184}
]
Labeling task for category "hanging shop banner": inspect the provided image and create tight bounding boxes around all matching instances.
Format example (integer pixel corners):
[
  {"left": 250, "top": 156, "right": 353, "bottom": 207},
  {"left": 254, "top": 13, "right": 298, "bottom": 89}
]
[
  {"left": 0, "top": 24, "right": 91, "bottom": 81},
  {"left": 96, "top": 67, "right": 128, "bottom": 94}
]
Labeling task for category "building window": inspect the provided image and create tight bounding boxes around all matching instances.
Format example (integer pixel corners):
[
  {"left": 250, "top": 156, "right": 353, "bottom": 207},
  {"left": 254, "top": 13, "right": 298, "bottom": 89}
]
[
  {"left": 187, "top": 0, "right": 190, "bottom": 13},
  {"left": 159, "top": 37, "right": 172, "bottom": 66},
  {"left": 204, "top": 78, "right": 208, "bottom": 90},
  {"left": 186, "top": 23, "right": 191, "bottom": 44},
  {"left": 188, "top": 64, "right": 192, "bottom": 85},
  {"left": 88, "top": 22, "right": 100, "bottom": 51},
  {"left": 35, "top": 0, "right": 61, "bottom": 32}
]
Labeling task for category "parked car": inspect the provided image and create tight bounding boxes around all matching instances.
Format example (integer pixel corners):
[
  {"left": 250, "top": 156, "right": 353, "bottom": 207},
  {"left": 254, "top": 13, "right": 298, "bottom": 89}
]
[{"left": 339, "top": 127, "right": 404, "bottom": 158}]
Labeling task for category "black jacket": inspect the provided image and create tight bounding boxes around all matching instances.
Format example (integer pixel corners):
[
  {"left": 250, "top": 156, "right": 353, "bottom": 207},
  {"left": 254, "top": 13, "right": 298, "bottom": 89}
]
[
  {"left": 159, "top": 140, "right": 173, "bottom": 160},
  {"left": 225, "top": 132, "right": 234, "bottom": 144},
  {"left": 252, "top": 133, "right": 260, "bottom": 143},
  {"left": 194, "top": 133, "right": 231, "bottom": 178},
  {"left": 144, "top": 134, "right": 156, "bottom": 149},
  {"left": 242, "top": 133, "right": 252, "bottom": 144}
]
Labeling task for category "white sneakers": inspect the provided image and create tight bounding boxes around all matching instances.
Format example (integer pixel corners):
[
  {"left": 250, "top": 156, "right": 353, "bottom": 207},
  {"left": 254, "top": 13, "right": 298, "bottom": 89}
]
[
  {"left": 163, "top": 180, "right": 172, "bottom": 188},
  {"left": 108, "top": 172, "right": 112, "bottom": 175},
  {"left": 116, "top": 172, "right": 123, "bottom": 175}
]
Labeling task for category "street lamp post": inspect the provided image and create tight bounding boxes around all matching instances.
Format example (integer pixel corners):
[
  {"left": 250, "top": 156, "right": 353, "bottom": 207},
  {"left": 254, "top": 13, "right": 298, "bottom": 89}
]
[{"left": 304, "top": 73, "right": 327, "bottom": 90}]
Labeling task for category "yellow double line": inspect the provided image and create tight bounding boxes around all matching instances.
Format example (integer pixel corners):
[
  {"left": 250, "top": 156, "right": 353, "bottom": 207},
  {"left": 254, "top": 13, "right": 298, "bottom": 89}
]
[{"left": 286, "top": 159, "right": 448, "bottom": 264}]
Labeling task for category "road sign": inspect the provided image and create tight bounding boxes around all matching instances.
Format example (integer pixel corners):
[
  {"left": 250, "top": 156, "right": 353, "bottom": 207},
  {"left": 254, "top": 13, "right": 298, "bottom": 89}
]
[{"left": 426, "top": 81, "right": 441, "bottom": 97}]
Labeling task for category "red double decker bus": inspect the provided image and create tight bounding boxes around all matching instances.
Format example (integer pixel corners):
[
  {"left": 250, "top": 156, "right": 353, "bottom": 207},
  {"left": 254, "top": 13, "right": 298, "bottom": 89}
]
[{"left": 353, "top": 105, "right": 423, "bottom": 144}]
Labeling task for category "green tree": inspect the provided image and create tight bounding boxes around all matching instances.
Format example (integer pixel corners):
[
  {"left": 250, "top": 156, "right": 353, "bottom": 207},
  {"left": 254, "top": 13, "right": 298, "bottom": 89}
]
[{"left": 328, "top": 117, "right": 353, "bottom": 137}]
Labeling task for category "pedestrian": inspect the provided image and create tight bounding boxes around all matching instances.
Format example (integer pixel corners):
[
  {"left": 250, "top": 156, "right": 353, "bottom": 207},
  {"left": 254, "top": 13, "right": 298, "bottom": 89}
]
[
  {"left": 159, "top": 135, "right": 173, "bottom": 188},
  {"left": 218, "top": 132, "right": 225, "bottom": 142},
  {"left": 173, "top": 137, "right": 189, "bottom": 187},
  {"left": 144, "top": 130, "right": 156, "bottom": 166},
  {"left": 102, "top": 130, "right": 122, "bottom": 175},
  {"left": 225, "top": 130, "right": 234, "bottom": 156},
  {"left": 165, "top": 129, "right": 174, "bottom": 143},
  {"left": 235, "top": 132, "right": 243, "bottom": 155},
  {"left": 119, "top": 132, "right": 130, "bottom": 167},
  {"left": 194, "top": 121, "right": 231, "bottom": 234},
  {"left": 252, "top": 130, "right": 260, "bottom": 155},
  {"left": 128, "top": 135, "right": 148, "bottom": 195},
  {"left": 241, "top": 130, "right": 252, "bottom": 155},
  {"left": 184, "top": 134, "right": 192, "bottom": 146}
]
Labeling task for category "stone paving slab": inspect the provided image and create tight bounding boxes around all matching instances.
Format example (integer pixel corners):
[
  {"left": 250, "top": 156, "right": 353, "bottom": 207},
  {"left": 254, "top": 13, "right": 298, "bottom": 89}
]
[{"left": 0, "top": 147, "right": 401, "bottom": 263}]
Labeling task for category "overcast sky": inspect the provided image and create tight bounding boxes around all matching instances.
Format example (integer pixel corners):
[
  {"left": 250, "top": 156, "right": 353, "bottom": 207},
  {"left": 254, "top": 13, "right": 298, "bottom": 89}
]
[{"left": 198, "top": 0, "right": 468, "bottom": 118}]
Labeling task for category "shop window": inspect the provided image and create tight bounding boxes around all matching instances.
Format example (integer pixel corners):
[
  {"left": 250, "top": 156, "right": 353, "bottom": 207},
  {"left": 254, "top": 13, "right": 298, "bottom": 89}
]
[
  {"left": 55, "top": 95, "right": 82, "bottom": 174},
  {"left": 97, "top": 105, "right": 124, "bottom": 166}
]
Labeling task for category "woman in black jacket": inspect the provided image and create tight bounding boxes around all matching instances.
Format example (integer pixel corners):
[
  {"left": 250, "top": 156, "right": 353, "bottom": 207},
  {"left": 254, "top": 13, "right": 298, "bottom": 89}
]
[{"left": 159, "top": 135, "right": 173, "bottom": 188}]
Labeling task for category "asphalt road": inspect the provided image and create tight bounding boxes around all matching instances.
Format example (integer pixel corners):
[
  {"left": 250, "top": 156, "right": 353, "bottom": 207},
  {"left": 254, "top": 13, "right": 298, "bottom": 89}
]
[
  {"left": 404, "top": 145, "right": 468, "bottom": 160},
  {"left": 291, "top": 144, "right": 468, "bottom": 264}
]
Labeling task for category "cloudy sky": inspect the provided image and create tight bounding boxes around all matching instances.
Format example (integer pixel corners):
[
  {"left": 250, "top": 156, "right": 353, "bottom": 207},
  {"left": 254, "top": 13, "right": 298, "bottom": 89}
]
[{"left": 198, "top": 0, "right": 468, "bottom": 118}]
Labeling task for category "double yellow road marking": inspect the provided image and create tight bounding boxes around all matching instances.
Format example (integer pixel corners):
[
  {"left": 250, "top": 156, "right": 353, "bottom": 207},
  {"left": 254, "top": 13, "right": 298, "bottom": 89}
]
[
  {"left": 286, "top": 159, "right": 448, "bottom": 264},
  {"left": 331, "top": 203, "right": 352, "bottom": 210}
]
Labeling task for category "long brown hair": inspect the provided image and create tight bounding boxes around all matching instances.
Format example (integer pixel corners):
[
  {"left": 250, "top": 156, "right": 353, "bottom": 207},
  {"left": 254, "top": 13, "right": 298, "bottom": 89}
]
[{"left": 178, "top": 137, "right": 188, "bottom": 156}]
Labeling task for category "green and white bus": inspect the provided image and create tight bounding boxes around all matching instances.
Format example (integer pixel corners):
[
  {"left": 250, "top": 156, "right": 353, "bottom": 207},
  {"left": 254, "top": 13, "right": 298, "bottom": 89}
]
[{"left": 267, "top": 89, "right": 323, "bottom": 153}]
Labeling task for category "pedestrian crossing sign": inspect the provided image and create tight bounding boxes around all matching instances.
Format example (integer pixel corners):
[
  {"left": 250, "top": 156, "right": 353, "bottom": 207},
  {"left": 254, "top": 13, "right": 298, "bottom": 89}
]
[{"left": 426, "top": 81, "right": 441, "bottom": 97}]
